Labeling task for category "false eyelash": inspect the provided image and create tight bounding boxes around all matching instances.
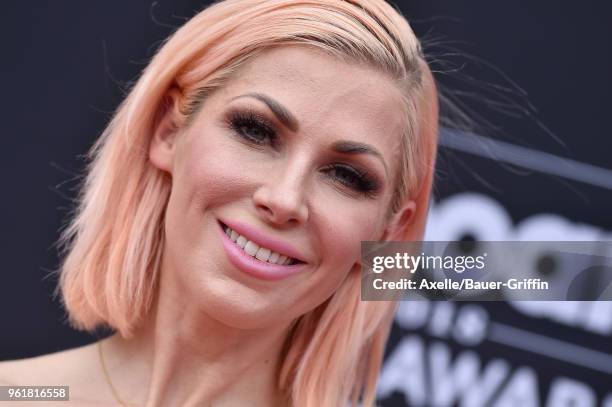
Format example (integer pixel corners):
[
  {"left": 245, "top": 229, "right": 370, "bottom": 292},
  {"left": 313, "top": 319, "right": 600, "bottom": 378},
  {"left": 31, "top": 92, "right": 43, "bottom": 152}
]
[
  {"left": 223, "top": 108, "right": 381, "bottom": 198},
  {"left": 224, "top": 109, "right": 278, "bottom": 146},
  {"left": 323, "top": 163, "right": 380, "bottom": 197}
]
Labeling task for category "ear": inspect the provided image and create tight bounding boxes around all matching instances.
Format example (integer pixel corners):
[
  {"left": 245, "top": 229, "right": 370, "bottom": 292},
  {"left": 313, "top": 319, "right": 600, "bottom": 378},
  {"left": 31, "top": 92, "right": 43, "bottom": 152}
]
[
  {"left": 381, "top": 61, "right": 439, "bottom": 242},
  {"left": 402, "top": 62, "right": 438, "bottom": 242},
  {"left": 149, "top": 93, "right": 182, "bottom": 175},
  {"left": 380, "top": 200, "right": 417, "bottom": 241},
  {"left": 352, "top": 201, "right": 415, "bottom": 273}
]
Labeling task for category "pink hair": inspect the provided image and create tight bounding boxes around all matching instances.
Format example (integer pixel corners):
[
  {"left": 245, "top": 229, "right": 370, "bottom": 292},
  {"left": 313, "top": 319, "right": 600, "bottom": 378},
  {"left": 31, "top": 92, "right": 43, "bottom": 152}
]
[{"left": 56, "top": 0, "right": 438, "bottom": 405}]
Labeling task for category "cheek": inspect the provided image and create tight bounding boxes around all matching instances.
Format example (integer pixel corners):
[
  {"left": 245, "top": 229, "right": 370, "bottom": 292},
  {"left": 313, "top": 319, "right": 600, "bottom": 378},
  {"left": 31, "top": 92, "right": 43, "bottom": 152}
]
[
  {"left": 162, "top": 130, "right": 248, "bottom": 266},
  {"left": 288, "top": 203, "right": 382, "bottom": 317},
  {"left": 314, "top": 199, "right": 384, "bottom": 284},
  {"left": 177, "top": 130, "right": 251, "bottom": 212}
]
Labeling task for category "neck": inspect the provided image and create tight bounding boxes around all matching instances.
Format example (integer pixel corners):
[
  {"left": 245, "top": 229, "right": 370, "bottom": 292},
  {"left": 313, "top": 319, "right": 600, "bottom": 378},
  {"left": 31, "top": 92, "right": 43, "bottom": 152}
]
[{"left": 100, "top": 269, "right": 293, "bottom": 407}]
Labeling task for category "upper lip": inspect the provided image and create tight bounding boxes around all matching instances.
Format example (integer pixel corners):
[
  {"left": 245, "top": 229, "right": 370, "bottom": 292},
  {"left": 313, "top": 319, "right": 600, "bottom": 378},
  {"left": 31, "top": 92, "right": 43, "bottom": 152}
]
[{"left": 219, "top": 218, "right": 308, "bottom": 263}]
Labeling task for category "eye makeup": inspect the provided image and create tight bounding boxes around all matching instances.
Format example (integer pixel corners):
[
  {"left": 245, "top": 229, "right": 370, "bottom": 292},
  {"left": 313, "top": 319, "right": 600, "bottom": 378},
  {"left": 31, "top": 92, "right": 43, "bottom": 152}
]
[
  {"left": 320, "top": 163, "right": 380, "bottom": 197},
  {"left": 221, "top": 106, "right": 384, "bottom": 198},
  {"left": 223, "top": 108, "right": 278, "bottom": 146}
]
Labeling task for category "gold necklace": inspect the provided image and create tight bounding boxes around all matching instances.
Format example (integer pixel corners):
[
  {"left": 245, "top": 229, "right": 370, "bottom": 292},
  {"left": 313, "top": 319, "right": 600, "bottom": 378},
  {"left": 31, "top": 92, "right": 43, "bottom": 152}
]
[
  {"left": 98, "top": 341, "right": 133, "bottom": 407},
  {"left": 98, "top": 341, "right": 217, "bottom": 407}
]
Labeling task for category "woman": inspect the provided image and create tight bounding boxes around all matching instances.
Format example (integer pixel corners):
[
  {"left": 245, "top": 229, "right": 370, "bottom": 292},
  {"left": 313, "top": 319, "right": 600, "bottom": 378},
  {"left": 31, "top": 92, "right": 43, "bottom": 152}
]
[{"left": 0, "top": 0, "right": 438, "bottom": 405}]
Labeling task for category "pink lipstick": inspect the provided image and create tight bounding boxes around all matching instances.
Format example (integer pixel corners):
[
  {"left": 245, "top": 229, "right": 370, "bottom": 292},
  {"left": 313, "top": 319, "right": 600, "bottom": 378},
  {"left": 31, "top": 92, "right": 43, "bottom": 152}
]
[{"left": 217, "top": 219, "right": 308, "bottom": 281}]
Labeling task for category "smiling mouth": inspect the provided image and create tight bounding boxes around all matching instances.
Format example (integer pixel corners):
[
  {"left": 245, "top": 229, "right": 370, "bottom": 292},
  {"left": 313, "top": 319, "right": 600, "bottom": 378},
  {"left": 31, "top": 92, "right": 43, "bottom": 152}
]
[{"left": 219, "top": 221, "right": 304, "bottom": 266}]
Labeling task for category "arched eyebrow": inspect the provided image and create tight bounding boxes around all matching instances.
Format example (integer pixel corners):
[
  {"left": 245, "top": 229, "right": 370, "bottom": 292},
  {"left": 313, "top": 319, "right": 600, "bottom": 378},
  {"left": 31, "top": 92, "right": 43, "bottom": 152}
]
[
  {"left": 230, "top": 92, "right": 299, "bottom": 132},
  {"left": 331, "top": 140, "right": 389, "bottom": 177},
  {"left": 230, "top": 92, "right": 389, "bottom": 177}
]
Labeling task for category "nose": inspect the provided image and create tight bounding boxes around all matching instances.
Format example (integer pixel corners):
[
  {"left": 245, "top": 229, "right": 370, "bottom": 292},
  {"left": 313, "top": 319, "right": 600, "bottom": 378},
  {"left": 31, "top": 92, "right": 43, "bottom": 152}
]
[{"left": 252, "top": 161, "right": 309, "bottom": 226}]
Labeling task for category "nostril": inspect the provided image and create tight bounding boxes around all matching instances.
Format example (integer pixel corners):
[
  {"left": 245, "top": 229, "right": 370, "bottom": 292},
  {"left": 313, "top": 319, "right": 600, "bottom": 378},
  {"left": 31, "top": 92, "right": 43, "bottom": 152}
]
[
  {"left": 257, "top": 204, "right": 274, "bottom": 216},
  {"left": 252, "top": 183, "right": 308, "bottom": 225}
]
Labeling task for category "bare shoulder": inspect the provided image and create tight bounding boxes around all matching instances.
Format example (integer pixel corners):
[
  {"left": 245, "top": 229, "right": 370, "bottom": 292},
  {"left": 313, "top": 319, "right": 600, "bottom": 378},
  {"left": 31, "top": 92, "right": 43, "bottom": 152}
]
[
  {"left": 0, "top": 354, "right": 111, "bottom": 407},
  {"left": 0, "top": 341, "right": 102, "bottom": 387},
  {"left": 0, "top": 338, "right": 123, "bottom": 405}
]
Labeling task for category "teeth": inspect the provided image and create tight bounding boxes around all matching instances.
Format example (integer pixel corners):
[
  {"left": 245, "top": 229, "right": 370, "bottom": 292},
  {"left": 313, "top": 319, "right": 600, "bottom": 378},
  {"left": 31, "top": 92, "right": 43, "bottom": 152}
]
[
  {"left": 244, "top": 241, "right": 259, "bottom": 256},
  {"left": 255, "top": 248, "right": 271, "bottom": 262},
  {"left": 236, "top": 236, "right": 247, "bottom": 248},
  {"left": 224, "top": 224, "right": 298, "bottom": 265}
]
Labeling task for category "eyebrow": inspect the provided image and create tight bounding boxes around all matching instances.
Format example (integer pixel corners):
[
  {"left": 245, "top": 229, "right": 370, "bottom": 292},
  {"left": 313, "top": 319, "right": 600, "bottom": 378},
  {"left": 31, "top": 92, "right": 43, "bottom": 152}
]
[
  {"left": 332, "top": 140, "right": 389, "bottom": 176},
  {"left": 230, "top": 92, "right": 389, "bottom": 176},
  {"left": 231, "top": 92, "right": 299, "bottom": 132}
]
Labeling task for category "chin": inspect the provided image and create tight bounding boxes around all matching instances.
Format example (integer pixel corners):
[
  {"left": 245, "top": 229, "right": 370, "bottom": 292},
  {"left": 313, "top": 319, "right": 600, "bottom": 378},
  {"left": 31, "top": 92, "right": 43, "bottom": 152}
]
[{"left": 188, "top": 275, "right": 296, "bottom": 330}]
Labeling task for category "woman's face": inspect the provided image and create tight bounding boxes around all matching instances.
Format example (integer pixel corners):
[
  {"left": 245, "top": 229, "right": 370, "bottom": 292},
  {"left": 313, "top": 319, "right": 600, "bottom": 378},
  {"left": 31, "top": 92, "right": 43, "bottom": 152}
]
[{"left": 151, "top": 46, "right": 410, "bottom": 329}]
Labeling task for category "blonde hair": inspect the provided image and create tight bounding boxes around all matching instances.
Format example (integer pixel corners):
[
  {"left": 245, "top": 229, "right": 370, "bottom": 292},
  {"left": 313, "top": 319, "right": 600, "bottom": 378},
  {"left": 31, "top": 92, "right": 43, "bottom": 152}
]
[{"left": 56, "top": 0, "right": 438, "bottom": 405}]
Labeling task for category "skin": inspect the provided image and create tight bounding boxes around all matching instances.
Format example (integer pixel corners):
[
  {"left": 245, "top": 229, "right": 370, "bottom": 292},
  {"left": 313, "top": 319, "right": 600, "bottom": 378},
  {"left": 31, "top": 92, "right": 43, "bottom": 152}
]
[{"left": 0, "top": 46, "right": 418, "bottom": 406}]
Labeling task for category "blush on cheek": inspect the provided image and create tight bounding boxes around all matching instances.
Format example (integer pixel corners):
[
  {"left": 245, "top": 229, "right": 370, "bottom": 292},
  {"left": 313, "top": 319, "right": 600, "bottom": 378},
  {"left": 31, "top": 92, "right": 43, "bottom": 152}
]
[
  {"left": 323, "top": 210, "right": 378, "bottom": 265},
  {"left": 181, "top": 140, "right": 248, "bottom": 212}
]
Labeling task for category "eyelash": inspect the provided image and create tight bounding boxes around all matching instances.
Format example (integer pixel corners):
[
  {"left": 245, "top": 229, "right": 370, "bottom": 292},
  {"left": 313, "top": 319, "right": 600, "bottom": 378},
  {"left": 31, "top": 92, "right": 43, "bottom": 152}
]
[
  {"left": 224, "top": 108, "right": 380, "bottom": 197},
  {"left": 225, "top": 109, "right": 278, "bottom": 146}
]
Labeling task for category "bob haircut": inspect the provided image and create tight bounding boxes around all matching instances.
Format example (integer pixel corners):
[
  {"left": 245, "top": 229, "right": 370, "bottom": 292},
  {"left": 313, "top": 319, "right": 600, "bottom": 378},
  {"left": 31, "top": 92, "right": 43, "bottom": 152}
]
[{"left": 56, "top": 0, "right": 438, "bottom": 405}]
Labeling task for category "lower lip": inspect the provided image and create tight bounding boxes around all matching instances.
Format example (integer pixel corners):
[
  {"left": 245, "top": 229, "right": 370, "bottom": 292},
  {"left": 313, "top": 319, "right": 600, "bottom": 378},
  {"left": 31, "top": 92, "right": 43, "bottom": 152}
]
[{"left": 217, "top": 221, "right": 307, "bottom": 281}]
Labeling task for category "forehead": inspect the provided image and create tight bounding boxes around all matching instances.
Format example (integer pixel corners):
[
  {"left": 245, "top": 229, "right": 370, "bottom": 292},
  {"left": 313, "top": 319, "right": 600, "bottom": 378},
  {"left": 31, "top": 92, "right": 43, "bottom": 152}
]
[{"left": 214, "top": 46, "right": 407, "bottom": 172}]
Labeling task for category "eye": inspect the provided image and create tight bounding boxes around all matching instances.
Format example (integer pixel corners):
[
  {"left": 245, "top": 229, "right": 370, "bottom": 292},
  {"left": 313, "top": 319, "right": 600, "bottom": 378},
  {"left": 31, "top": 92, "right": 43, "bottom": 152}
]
[
  {"left": 225, "top": 109, "right": 277, "bottom": 146},
  {"left": 323, "top": 163, "right": 380, "bottom": 197}
]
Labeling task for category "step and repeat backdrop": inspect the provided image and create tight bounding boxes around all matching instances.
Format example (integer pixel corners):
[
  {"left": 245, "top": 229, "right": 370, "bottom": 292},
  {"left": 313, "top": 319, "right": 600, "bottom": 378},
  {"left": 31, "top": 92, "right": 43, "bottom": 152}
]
[
  {"left": 2, "top": 1, "right": 611, "bottom": 406},
  {"left": 378, "top": 196, "right": 612, "bottom": 406}
]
